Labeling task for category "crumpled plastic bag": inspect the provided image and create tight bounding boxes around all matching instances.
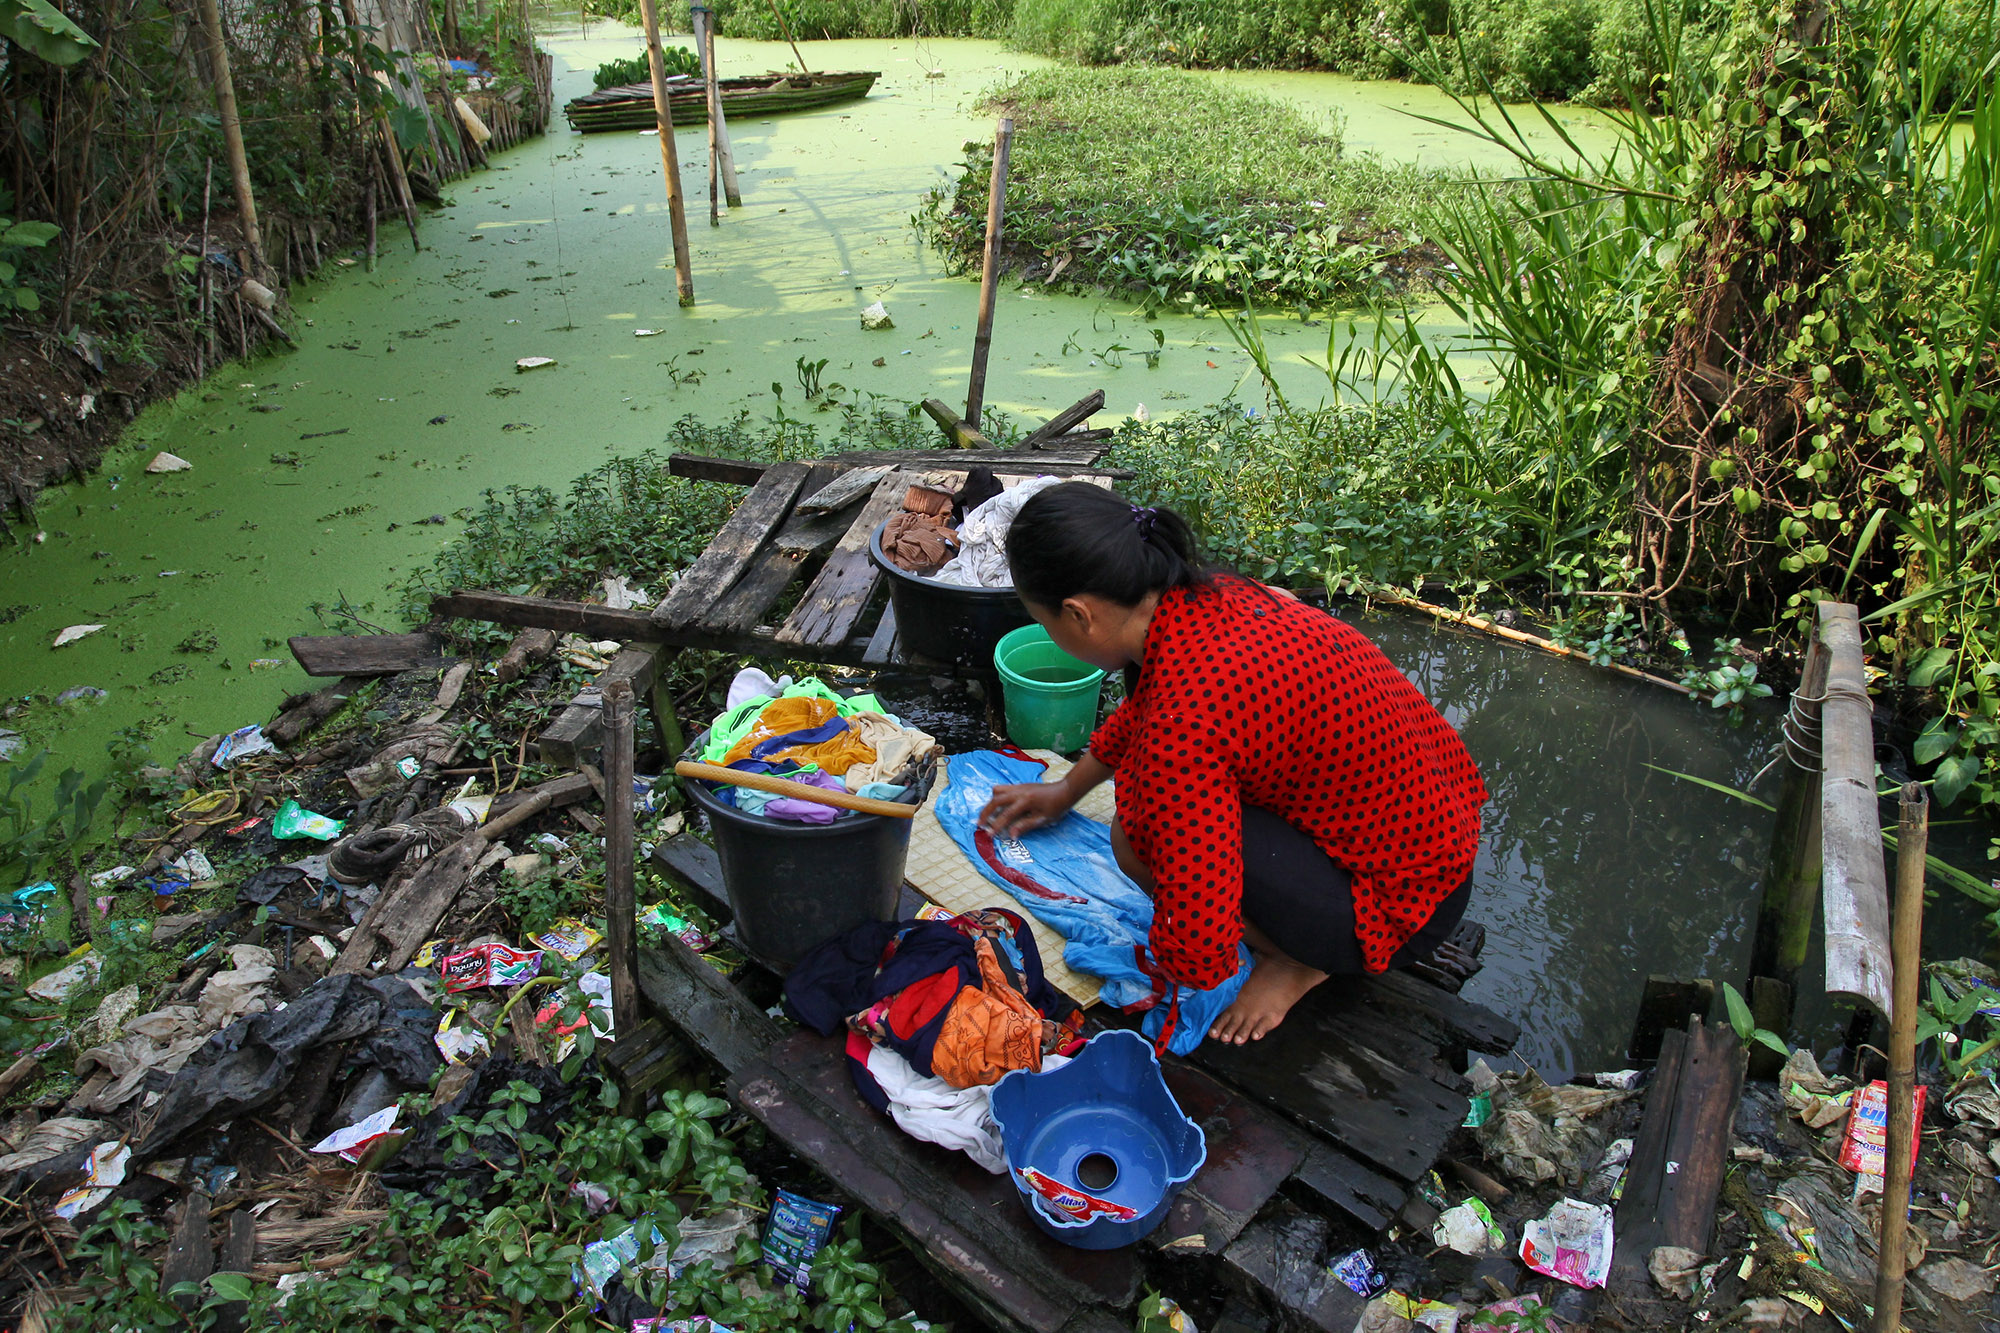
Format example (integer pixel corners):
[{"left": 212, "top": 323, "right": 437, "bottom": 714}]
[
  {"left": 1467, "top": 1060, "right": 1632, "bottom": 1186},
  {"left": 1520, "top": 1198, "right": 1614, "bottom": 1289},
  {"left": 71, "top": 1005, "right": 208, "bottom": 1112},
  {"left": 0, "top": 1118, "right": 110, "bottom": 1174},
  {"left": 1649, "top": 1244, "right": 1705, "bottom": 1299},
  {"left": 198, "top": 944, "right": 277, "bottom": 1028},
  {"left": 1945, "top": 1075, "right": 2000, "bottom": 1130},
  {"left": 1779, "top": 1047, "right": 1854, "bottom": 1130}
]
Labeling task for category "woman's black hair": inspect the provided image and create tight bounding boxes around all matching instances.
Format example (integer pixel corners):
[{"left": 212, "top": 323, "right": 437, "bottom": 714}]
[{"left": 1005, "top": 482, "right": 1209, "bottom": 610}]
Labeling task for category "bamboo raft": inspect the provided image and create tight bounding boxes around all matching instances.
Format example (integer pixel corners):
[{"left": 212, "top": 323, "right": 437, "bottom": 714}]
[{"left": 562, "top": 69, "right": 878, "bottom": 132}]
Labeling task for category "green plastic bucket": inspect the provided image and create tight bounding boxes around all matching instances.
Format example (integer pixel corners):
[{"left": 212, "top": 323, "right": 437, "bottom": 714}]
[{"left": 994, "top": 625, "right": 1107, "bottom": 753}]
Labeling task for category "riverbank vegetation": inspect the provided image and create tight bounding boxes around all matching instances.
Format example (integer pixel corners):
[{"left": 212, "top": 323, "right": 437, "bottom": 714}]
[
  {"left": 917, "top": 68, "right": 1483, "bottom": 308},
  {"left": 0, "top": 0, "right": 545, "bottom": 513}
]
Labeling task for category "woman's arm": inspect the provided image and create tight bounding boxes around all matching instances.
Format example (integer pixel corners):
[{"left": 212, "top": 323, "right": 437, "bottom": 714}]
[{"left": 978, "top": 752, "right": 1112, "bottom": 836}]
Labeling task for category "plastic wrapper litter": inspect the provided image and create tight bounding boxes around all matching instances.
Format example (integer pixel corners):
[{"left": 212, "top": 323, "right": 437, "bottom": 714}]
[
  {"left": 440, "top": 943, "right": 543, "bottom": 993},
  {"left": 1520, "top": 1198, "right": 1614, "bottom": 1289},
  {"left": 762, "top": 1189, "right": 840, "bottom": 1288}
]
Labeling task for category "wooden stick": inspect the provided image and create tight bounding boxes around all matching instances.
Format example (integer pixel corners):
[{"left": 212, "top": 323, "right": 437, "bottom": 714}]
[
  {"left": 766, "top": 0, "right": 813, "bottom": 74},
  {"left": 1371, "top": 591, "right": 1694, "bottom": 695},
  {"left": 603, "top": 681, "right": 641, "bottom": 1041},
  {"left": 701, "top": 6, "right": 718, "bottom": 229},
  {"left": 195, "top": 0, "right": 268, "bottom": 278},
  {"left": 1870, "top": 782, "right": 1927, "bottom": 1333},
  {"left": 638, "top": 0, "right": 695, "bottom": 305},
  {"left": 675, "top": 762, "right": 916, "bottom": 818},
  {"left": 964, "top": 116, "right": 1013, "bottom": 436},
  {"left": 339, "top": 0, "right": 421, "bottom": 251},
  {"left": 696, "top": 8, "right": 741, "bottom": 209}
]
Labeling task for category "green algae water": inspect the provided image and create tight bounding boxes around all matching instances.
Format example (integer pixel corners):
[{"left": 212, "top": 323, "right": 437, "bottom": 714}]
[{"left": 6, "top": 25, "right": 1958, "bottom": 1074}]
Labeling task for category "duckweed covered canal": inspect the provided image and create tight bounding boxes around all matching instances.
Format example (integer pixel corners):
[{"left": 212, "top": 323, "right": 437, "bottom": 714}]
[{"left": 0, "top": 24, "right": 1875, "bottom": 1074}]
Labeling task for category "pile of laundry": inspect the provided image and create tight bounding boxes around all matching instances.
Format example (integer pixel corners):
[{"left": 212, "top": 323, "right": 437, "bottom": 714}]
[
  {"left": 876, "top": 472, "right": 1065, "bottom": 589},
  {"left": 782, "top": 907, "right": 1083, "bottom": 1172},
  {"left": 691, "top": 670, "right": 940, "bottom": 824}
]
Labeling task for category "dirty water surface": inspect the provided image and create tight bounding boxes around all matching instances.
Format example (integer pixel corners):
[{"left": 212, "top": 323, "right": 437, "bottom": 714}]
[{"left": 0, "top": 28, "right": 1936, "bottom": 1075}]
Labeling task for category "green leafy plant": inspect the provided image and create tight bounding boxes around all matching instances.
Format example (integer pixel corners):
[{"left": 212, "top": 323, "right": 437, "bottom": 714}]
[
  {"left": 1721, "top": 981, "right": 1792, "bottom": 1058},
  {"left": 1, "top": 749, "right": 109, "bottom": 894},
  {"left": 593, "top": 46, "right": 700, "bottom": 89},
  {"left": 0, "top": 213, "right": 58, "bottom": 313},
  {"left": 1678, "top": 638, "right": 1775, "bottom": 723}
]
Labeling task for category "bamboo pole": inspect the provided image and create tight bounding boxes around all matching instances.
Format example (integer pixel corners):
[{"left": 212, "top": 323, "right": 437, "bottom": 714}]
[
  {"left": 964, "top": 116, "right": 1013, "bottom": 436},
  {"left": 339, "top": 0, "right": 422, "bottom": 250},
  {"left": 693, "top": 7, "right": 741, "bottom": 210},
  {"left": 766, "top": 0, "right": 813, "bottom": 74},
  {"left": 196, "top": 158, "right": 213, "bottom": 380},
  {"left": 603, "top": 680, "right": 641, "bottom": 1038},
  {"left": 1372, "top": 591, "right": 1696, "bottom": 694},
  {"left": 637, "top": 0, "right": 696, "bottom": 305},
  {"left": 1869, "top": 783, "right": 1926, "bottom": 1333},
  {"left": 674, "top": 762, "right": 917, "bottom": 818},
  {"left": 194, "top": 0, "right": 268, "bottom": 279}
]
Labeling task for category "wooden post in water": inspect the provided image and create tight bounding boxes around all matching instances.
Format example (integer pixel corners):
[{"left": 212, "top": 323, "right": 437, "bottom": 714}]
[
  {"left": 1745, "top": 632, "right": 1830, "bottom": 1077},
  {"left": 637, "top": 0, "right": 696, "bottom": 304},
  {"left": 766, "top": 0, "right": 813, "bottom": 73},
  {"left": 691, "top": 7, "right": 741, "bottom": 215},
  {"left": 964, "top": 116, "right": 1014, "bottom": 438},
  {"left": 1817, "top": 601, "right": 1894, "bottom": 1020},
  {"left": 1870, "top": 783, "right": 1927, "bottom": 1333},
  {"left": 603, "top": 679, "right": 642, "bottom": 1039},
  {"left": 194, "top": 0, "right": 268, "bottom": 278}
]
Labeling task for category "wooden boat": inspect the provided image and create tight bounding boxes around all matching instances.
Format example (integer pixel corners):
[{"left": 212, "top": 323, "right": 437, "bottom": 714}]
[{"left": 563, "top": 70, "right": 878, "bottom": 133}]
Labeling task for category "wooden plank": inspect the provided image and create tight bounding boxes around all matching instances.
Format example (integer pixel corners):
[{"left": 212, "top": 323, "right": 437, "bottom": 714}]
[
  {"left": 163, "top": 1189, "right": 214, "bottom": 1310},
  {"left": 1284, "top": 1140, "right": 1409, "bottom": 1234},
  {"left": 652, "top": 461, "right": 811, "bottom": 628},
  {"left": 1020, "top": 389, "right": 1105, "bottom": 448},
  {"left": 1219, "top": 1200, "right": 1368, "bottom": 1333},
  {"left": 1627, "top": 975, "right": 1713, "bottom": 1064},
  {"left": 1187, "top": 978, "right": 1472, "bottom": 1182},
  {"left": 863, "top": 600, "right": 900, "bottom": 666},
  {"left": 333, "top": 836, "right": 484, "bottom": 975},
  {"left": 795, "top": 464, "right": 892, "bottom": 514},
  {"left": 825, "top": 448, "right": 1128, "bottom": 477},
  {"left": 433, "top": 590, "right": 659, "bottom": 639},
  {"left": 213, "top": 1212, "right": 257, "bottom": 1333},
  {"left": 538, "top": 643, "right": 662, "bottom": 767},
  {"left": 1151, "top": 1061, "right": 1307, "bottom": 1256},
  {"left": 493, "top": 627, "right": 559, "bottom": 684},
  {"left": 1341, "top": 970, "right": 1520, "bottom": 1060},
  {"left": 1817, "top": 600, "right": 1893, "bottom": 1016},
  {"left": 668, "top": 453, "right": 768, "bottom": 485},
  {"left": 776, "top": 472, "right": 910, "bottom": 649},
  {"left": 648, "top": 833, "right": 732, "bottom": 923},
  {"left": 921, "top": 397, "right": 992, "bottom": 449},
  {"left": 288, "top": 632, "right": 444, "bottom": 677},
  {"left": 737, "top": 1030, "right": 1142, "bottom": 1330},
  {"left": 1612, "top": 1020, "right": 1744, "bottom": 1294},
  {"left": 635, "top": 933, "right": 781, "bottom": 1073}
]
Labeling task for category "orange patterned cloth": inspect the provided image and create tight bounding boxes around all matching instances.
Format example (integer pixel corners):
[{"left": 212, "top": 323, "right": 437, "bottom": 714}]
[
  {"left": 929, "top": 936, "right": 1047, "bottom": 1088},
  {"left": 720, "top": 696, "right": 877, "bottom": 775}
]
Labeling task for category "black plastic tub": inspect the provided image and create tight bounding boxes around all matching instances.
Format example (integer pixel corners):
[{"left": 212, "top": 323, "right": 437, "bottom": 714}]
[
  {"left": 679, "top": 732, "right": 927, "bottom": 968},
  {"left": 868, "top": 519, "right": 1034, "bottom": 669}
]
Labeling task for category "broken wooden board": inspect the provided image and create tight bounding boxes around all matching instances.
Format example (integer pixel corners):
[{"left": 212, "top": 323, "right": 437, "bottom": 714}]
[
  {"left": 1020, "top": 389, "right": 1105, "bottom": 448},
  {"left": 288, "top": 632, "right": 445, "bottom": 677},
  {"left": 921, "top": 397, "right": 992, "bottom": 449},
  {"left": 1611, "top": 1018, "right": 1745, "bottom": 1296},
  {"left": 796, "top": 465, "right": 892, "bottom": 514},
  {"left": 648, "top": 834, "right": 732, "bottom": 924},
  {"left": 538, "top": 642, "right": 662, "bottom": 767},
  {"left": 1187, "top": 973, "right": 1479, "bottom": 1183},
  {"left": 733, "top": 1029, "right": 1142, "bottom": 1333},
  {"left": 433, "top": 590, "right": 658, "bottom": 640},
  {"left": 775, "top": 471, "right": 911, "bottom": 650},
  {"left": 668, "top": 453, "right": 770, "bottom": 485},
  {"left": 826, "top": 447, "right": 1130, "bottom": 478},
  {"left": 635, "top": 934, "right": 779, "bottom": 1074},
  {"left": 1151, "top": 1061, "right": 1309, "bottom": 1257},
  {"left": 652, "top": 462, "right": 812, "bottom": 629},
  {"left": 1220, "top": 1200, "right": 1369, "bottom": 1332}
]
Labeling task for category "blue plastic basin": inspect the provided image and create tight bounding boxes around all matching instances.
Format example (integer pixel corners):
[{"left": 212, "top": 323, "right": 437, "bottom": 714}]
[{"left": 990, "top": 1029, "right": 1206, "bottom": 1249}]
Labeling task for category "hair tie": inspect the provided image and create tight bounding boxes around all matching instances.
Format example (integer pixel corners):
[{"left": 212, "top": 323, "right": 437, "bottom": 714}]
[{"left": 1130, "top": 505, "right": 1158, "bottom": 540}]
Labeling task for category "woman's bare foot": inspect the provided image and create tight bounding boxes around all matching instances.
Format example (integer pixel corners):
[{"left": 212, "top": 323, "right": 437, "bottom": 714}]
[{"left": 1208, "top": 951, "right": 1327, "bottom": 1045}]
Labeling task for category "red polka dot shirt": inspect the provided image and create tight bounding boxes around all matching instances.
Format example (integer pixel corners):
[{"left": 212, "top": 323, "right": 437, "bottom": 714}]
[{"left": 1090, "top": 576, "right": 1487, "bottom": 987}]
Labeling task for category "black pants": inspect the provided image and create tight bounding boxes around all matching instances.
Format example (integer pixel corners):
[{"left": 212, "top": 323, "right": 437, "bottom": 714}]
[{"left": 1239, "top": 805, "right": 1470, "bottom": 974}]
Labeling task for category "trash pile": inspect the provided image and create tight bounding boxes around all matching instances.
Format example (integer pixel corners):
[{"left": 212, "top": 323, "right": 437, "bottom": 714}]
[
  {"left": 689, "top": 670, "right": 939, "bottom": 823},
  {"left": 1332, "top": 976, "right": 2000, "bottom": 1333},
  {"left": 0, "top": 632, "right": 942, "bottom": 1331},
  {"left": 874, "top": 471, "right": 1064, "bottom": 588}
]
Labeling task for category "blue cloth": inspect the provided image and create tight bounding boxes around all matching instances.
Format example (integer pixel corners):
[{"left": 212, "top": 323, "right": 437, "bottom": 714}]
[{"left": 933, "top": 750, "right": 1249, "bottom": 1055}]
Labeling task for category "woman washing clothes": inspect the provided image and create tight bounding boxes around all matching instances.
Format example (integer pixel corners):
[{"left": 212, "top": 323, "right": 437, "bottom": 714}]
[{"left": 978, "top": 483, "right": 1487, "bottom": 1045}]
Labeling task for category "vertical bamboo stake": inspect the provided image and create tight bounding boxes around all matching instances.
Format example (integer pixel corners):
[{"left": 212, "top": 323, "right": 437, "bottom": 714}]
[
  {"left": 766, "top": 0, "right": 813, "bottom": 73},
  {"left": 696, "top": 6, "right": 718, "bottom": 228},
  {"left": 196, "top": 159, "right": 213, "bottom": 380},
  {"left": 637, "top": 0, "right": 695, "bottom": 305},
  {"left": 964, "top": 116, "right": 1014, "bottom": 436},
  {"left": 694, "top": 9, "right": 740, "bottom": 209},
  {"left": 602, "top": 679, "right": 641, "bottom": 1038},
  {"left": 1870, "top": 782, "right": 1927, "bottom": 1333},
  {"left": 364, "top": 171, "right": 378, "bottom": 271},
  {"left": 194, "top": 0, "right": 268, "bottom": 279},
  {"left": 340, "top": 0, "right": 422, "bottom": 250}
]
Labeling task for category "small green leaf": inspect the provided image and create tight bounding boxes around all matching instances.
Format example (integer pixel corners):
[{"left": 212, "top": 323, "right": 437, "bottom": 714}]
[
  {"left": 207, "top": 1272, "right": 255, "bottom": 1302},
  {"left": 1721, "top": 982, "right": 1755, "bottom": 1041}
]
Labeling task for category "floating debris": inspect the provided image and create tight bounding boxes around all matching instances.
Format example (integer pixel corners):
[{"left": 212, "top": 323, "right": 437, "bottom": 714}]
[
  {"left": 515, "top": 356, "right": 557, "bottom": 372},
  {"left": 145, "top": 451, "right": 192, "bottom": 473},
  {"left": 53, "top": 624, "right": 106, "bottom": 648}
]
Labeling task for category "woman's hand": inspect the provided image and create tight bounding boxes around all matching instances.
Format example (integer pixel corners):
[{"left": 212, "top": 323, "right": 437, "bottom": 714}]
[{"left": 978, "top": 781, "right": 1077, "bottom": 837}]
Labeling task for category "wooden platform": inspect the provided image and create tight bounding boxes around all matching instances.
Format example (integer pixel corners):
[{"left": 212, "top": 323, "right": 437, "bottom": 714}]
[{"left": 643, "top": 834, "right": 1519, "bottom": 1333}]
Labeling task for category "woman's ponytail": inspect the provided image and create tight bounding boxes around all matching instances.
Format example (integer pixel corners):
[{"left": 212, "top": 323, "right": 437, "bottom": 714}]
[{"left": 1005, "top": 483, "right": 1209, "bottom": 609}]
